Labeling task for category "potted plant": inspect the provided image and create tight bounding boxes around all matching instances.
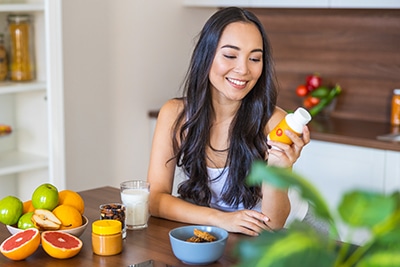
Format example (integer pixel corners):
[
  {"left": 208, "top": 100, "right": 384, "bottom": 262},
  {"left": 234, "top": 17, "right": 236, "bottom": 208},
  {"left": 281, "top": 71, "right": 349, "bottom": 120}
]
[{"left": 235, "top": 161, "right": 400, "bottom": 267}]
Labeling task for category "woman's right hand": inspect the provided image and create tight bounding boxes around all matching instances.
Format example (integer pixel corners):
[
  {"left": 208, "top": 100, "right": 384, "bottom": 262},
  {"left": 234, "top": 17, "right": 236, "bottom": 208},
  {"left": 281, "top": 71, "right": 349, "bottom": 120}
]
[{"left": 214, "top": 209, "right": 271, "bottom": 236}]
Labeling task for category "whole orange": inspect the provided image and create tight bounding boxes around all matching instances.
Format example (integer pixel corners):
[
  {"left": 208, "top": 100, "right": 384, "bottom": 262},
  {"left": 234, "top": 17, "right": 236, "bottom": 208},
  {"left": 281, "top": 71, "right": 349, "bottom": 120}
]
[
  {"left": 58, "top": 190, "right": 85, "bottom": 214},
  {"left": 52, "top": 205, "right": 82, "bottom": 230},
  {"left": 23, "top": 200, "right": 35, "bottom": 214}
]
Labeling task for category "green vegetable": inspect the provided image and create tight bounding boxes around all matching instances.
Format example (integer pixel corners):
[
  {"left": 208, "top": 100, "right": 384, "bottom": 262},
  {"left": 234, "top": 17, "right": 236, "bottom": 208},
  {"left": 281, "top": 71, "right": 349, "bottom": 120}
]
[
  {"left": 311, "top": 86, "right": 330, "bottom": 98},
  {"left": 309, "top": 84, "right": 341, "bottom": 117}
]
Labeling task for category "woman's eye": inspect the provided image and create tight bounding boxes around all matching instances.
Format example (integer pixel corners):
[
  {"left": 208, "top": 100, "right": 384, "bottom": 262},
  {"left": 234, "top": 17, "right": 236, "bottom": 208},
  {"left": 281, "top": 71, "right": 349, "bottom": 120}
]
[
  {"left": 223, "top": 54, "right": 236, "bottom": 59},
  {"left": 249, "top": 57, "right": 261, "bottom": 62}
]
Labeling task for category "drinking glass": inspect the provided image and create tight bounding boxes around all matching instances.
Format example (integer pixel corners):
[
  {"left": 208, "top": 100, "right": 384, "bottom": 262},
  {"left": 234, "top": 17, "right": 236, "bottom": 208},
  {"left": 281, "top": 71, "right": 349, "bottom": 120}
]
[{"left": 120, "top": 180, "right": 150, "bottom": 230}]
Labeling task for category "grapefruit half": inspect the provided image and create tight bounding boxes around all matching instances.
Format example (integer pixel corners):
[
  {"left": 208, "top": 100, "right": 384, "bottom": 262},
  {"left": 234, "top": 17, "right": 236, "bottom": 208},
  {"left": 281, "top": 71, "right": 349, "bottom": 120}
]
[
  {"left": 41, "top": 231, "right": 83, "bottom": 259},
  {"left": 0, "top": 228, "right": 40, "bottom": 260}
]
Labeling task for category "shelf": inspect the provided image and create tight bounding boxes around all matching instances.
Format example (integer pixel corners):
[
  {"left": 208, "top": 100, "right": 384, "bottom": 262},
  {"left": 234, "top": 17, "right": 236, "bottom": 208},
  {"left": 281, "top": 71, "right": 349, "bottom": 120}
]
[
  {"left": 0, "top": 81, "right": 46, "bottom": 95},
  {"left": 0, "top": 150, "right": 48, "bottom": 176},
  {"left": 0, "top": 3, "right": 44, "bottom": 12}
]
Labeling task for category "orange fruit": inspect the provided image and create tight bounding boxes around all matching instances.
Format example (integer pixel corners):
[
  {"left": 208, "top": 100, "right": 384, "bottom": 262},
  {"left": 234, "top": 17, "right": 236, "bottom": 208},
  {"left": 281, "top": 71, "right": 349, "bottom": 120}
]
[
  {"left": 0, "top": 228, "right": 40, "bottom": 261},
  {"left": 58, "top": 190, "right": 85, "bottom": 214},
  {"left": 41, "top": 231, "right": 82, "bottom": 259},
  {"left": 23, "top": 200, "right": 35, "bottom": 214},
  {"left": 52, "top": 205, "right": 82, "bottom": 230}
]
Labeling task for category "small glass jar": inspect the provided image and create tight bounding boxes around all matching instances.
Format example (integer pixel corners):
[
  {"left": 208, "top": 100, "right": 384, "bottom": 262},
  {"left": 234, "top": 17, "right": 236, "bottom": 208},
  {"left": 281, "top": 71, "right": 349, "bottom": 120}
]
[
  {"left": 0, "top": 33, "right": 8, "bottom": 81},
  {"left": 92, "top": 220, "right": 123, "bottom": 256},
  {"left": 99, "top": 203, "right": 126, "bottom": 239},
  {"left": 7, "top": 14, "right": 35, "bottom": 81},
  {"left": 391, "top": 89, "right": 400, "bottom": 126}
]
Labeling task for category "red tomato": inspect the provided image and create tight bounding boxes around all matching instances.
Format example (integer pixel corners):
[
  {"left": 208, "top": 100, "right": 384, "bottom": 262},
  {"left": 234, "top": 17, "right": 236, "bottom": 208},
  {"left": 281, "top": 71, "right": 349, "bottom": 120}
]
[
  {"left": 303, "top": 96, "right": 320, "bottom": 109},
  {"left": 295, "top": 85, "right": 308, "bottom": 97},
  {"left": 310, "top": 96, "right": 320, "bottom": 105},
  {"left": 306, "top": 74, "right": 322, "bottom": 90}
]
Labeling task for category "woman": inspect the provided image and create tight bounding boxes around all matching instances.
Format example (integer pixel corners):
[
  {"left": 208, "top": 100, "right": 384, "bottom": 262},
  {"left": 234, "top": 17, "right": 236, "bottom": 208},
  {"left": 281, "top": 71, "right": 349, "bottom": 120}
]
[{"left": 147, "top": 7, "right": 310, "bottom": 236}]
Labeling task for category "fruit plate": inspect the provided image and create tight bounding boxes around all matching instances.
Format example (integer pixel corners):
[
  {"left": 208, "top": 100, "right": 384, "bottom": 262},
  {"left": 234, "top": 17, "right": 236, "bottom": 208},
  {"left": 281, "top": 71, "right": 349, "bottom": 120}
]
[{"left": 6, "top": 215, "right": 89, "bottom": 237}]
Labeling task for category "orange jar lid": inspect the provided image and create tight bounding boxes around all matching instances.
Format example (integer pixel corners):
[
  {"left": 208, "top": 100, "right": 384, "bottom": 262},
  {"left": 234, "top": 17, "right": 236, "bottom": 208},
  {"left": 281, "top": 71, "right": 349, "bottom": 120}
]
[{"left": 92, "top": 220, "right": 121, "bottom": 235}]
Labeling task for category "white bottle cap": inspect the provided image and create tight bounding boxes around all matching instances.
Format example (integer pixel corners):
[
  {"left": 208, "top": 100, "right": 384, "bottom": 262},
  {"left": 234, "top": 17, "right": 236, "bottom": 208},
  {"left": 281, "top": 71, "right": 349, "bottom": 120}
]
[
  {"left": 394, "top": 89, "right": 400, "bottom": 95},
  {"left": 293, "top": 107, "right": 312, "bottom": 126}
]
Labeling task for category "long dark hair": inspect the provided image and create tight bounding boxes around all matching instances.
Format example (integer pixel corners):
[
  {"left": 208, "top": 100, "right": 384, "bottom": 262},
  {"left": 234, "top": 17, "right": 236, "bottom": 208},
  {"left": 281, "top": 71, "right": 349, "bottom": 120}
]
[{"left": 172, "top": 7, "right": 278, "bottom": 209}]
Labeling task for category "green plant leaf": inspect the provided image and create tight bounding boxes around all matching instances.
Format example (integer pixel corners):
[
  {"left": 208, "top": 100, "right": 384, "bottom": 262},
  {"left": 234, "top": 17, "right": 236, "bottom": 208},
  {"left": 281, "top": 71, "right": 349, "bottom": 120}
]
[
  {"left": 338, "top": 190, "right": 396, "bottom": 227},
  {"left": 368, "top": 227, "right": 400, "bottom": 252},
  {"left": 355, "top": 249, "right": 400, "bottom": 267},
  {"left": 239, "top": 161, "right": 400, "bottom": 267},
  {"left": 370, "top": 210, "right": 400, "bottom": 238},
  {"left": 235, "top": 228, "right": 336, "bottom": 267},
  {"left": 247, "top": 161, "right": 332, "bottom": 221}
]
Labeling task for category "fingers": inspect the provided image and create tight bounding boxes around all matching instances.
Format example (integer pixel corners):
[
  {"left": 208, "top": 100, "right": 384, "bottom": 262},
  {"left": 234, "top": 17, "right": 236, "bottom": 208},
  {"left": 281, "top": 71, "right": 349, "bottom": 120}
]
[
  {"left": 219, "top": 210, "right": 276, "bottom": 236},
  {"left": 302, "top": 125, "right": 311, "bottom": 145},
  {"left": 267, "top": 126, "right": 310, "bottom": 167},
  {"left": 237, "top": 210, "right": 271, "bottom": 236}
]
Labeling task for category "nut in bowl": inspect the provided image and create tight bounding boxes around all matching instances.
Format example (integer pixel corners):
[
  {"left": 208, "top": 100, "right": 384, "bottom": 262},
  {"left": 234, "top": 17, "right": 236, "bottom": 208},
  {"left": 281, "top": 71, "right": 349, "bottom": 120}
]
[
  {"left": 6, "top": 215, "right": 89, "bottom": 237},
  {"left": 169, "top": 225, "right": 228, "bottom": 265}
]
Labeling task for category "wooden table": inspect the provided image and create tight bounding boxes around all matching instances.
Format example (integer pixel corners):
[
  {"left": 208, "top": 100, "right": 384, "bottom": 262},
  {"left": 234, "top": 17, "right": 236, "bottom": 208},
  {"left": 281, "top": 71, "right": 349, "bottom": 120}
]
[{"left": 0, "top": 186, "right": 243, "bottom": 266}]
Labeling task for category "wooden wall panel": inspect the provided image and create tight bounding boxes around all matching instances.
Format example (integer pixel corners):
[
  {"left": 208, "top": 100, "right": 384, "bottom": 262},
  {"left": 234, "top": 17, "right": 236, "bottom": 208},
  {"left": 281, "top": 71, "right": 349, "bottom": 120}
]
[{"left": 249, "top": 8, "right": 400, "bottom": 123}]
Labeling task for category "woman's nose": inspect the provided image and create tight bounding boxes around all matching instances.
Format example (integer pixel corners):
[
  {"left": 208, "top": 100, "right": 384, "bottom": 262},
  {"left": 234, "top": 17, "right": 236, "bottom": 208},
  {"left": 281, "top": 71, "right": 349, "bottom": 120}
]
[{"left": 234, "top": 58, "right": 249, "bottom": 74}]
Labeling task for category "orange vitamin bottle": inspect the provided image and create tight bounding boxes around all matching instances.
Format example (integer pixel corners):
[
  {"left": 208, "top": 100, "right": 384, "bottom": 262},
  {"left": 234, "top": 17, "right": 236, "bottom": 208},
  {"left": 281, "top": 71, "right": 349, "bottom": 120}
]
[
  {"left": 268, "top": 107, "right": 312, "bottom": 148},
  {"left": 391, "top": 89, "right": 400, "bottom": 126}
]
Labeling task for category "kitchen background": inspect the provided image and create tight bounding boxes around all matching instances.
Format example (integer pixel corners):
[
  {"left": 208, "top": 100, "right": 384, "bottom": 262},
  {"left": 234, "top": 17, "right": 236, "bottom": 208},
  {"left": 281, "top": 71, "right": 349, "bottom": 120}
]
[
  {"left": 61, "top": 0, "right": 213, "bottom": 191},
  {"left": 0, "top": 0, "right": 213, "bottom": 199},
  {"left": 0, "top": 1, "right": 399, "bottom": 244}
]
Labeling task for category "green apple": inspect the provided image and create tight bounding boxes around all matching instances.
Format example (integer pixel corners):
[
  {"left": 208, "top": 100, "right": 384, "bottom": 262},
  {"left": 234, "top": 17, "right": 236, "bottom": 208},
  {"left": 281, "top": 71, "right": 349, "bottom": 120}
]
[
  {"left": 31, "top": 183, "right": 59, "bottom": 210},
  {"left": 17, "top": 211, "right": 36, "bottom": 230},
  {"left": 0, "top": 196, "right": 23, "bottom": 225}
]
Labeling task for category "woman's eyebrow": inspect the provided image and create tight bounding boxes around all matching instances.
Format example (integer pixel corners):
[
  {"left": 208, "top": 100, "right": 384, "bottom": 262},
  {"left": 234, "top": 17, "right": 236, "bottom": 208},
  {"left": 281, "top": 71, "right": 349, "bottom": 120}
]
[{"left": 221, "top": 44, "right": 263, "bottom": 53}]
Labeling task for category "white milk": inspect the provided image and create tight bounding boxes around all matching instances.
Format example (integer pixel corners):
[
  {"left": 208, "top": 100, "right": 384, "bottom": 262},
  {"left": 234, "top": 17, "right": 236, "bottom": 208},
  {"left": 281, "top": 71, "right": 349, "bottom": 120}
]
[{"left": 121, "top": 188, "right": 149, "bottom": 228}]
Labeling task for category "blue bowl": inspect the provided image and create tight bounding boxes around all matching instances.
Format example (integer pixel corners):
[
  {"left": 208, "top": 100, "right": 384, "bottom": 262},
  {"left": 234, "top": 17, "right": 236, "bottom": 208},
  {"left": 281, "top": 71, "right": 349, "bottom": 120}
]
[{"left": 169, "top": 225, "right": 228, "bottom": 265}]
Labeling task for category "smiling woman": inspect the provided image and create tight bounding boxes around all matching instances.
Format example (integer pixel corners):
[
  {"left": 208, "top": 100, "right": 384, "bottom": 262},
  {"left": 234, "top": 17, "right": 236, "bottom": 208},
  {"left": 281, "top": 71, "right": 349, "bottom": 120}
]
[
  {"left": 209, "top": 22, "right": 263, "bottom": 102},
  {"left": 147, "top": 7, "right": 311, "bottom": 236}
]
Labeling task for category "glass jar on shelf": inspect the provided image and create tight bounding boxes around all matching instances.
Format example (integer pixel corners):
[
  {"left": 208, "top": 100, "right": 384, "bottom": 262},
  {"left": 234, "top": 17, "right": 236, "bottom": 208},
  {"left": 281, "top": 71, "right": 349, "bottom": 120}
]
[
  {"left": 391, "top": 89, "right": 400, "bottom": 126},
  {"left": 7, "top": 14, "right": 35, "bottom": 82},
  {"left": 0, "top": 33, "right": 7, "bottom": 81}
]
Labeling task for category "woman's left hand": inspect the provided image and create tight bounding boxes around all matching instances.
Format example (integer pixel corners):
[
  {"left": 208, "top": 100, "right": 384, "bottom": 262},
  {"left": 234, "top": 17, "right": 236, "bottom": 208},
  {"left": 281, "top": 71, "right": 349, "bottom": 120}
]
[{"left": 266, "top": 125, "right": 310, "bottom": 168}]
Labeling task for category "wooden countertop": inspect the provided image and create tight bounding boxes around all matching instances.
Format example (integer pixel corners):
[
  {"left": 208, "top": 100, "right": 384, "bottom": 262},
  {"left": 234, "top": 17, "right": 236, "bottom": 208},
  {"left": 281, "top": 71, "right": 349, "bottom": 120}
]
[
  {"left": 148, "top": 110, "right": 400, "bottom": 152},
  {"left": 0, "top": 186, "right": 357, "bottom": 266},
  {"left": 0, "top": 187, "right": 242, "bottom": 266},
  {"left": 309, "top": 116, "right": 400, "bottom": 152}
]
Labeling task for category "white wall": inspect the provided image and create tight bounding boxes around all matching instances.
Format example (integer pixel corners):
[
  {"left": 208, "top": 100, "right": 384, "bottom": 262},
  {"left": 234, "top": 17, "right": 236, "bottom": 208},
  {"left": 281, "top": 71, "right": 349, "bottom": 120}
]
[{"left": 62, "top": 1, "right": 215, "bottom": 191}]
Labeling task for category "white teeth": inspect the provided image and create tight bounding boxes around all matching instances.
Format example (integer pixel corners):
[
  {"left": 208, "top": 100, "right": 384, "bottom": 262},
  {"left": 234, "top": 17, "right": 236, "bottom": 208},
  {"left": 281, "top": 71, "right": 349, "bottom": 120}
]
[{"left": 228, "top": 78, "right": 246, "bottom": 86}]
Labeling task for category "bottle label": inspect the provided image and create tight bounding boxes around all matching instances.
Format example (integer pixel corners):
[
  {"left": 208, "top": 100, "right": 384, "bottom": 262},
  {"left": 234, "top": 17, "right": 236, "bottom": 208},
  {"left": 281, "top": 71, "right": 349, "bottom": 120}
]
[{"left": 269, "top": 119, "right": 300, "bottom": 145}]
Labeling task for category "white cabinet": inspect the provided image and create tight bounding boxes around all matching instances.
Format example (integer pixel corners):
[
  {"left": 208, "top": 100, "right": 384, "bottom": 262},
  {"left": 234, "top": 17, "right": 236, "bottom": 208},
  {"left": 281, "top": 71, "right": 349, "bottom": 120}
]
[
  {"left": 293, "top": 140, "right": 387, "bottom": 209},
  {"left": 384, "top": 150, "right": 400, "bottom": 193},
  {"left": 0, "top": 0, "right": 64, "bottom": 201},
  {"left": 183, "top": 0, "right": 250, "bottom": 7},
  {"left": 293, "top": 140, "right": 399, "bottom": 245},
  {"left": 330, "top": 0, "right": 400, "bottom": 8},
  {"left": 183, "top": 0, "right": 400, "bottom": 8},
  {"left": 250, "top": 0, "right": 328, "bottom": 8}
]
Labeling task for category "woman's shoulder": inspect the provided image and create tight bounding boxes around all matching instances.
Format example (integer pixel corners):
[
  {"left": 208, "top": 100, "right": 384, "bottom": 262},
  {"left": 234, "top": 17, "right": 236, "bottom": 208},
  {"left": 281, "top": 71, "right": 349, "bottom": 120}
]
[{"left": 158, "top": 98, "right": 184, "bottom": 121}]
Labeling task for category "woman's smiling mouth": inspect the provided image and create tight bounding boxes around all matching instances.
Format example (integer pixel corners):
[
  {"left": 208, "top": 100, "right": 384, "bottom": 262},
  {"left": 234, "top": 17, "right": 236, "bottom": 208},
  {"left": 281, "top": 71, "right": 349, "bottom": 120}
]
[{"left": 227, "top": 77, "right": 247, "bottom": 88}]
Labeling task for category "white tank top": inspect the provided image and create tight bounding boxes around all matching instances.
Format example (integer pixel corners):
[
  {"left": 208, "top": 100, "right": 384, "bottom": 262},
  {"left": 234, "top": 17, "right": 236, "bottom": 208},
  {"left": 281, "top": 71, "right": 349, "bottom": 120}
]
[
  {"left": 206, "top": 167, "right": 309, "bottom": 226},
  {"left": 206, "top": 167, "right": 262, "bottom": 212},
  {"left": 176, "top": 166, "right": 308, "bottom": 226}
]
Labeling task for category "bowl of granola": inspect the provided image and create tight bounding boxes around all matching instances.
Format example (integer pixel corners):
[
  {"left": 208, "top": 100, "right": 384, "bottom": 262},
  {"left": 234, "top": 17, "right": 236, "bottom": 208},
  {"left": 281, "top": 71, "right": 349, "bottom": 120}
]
[{"left": 169, "top": 225, "right": 228, "bottom": 265}]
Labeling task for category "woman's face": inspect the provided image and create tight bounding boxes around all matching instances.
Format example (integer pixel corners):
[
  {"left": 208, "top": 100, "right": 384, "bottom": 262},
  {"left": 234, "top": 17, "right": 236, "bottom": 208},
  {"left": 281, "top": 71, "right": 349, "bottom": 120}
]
[{"left": 209, "top": 22, "right": 263, "bottom": 103}]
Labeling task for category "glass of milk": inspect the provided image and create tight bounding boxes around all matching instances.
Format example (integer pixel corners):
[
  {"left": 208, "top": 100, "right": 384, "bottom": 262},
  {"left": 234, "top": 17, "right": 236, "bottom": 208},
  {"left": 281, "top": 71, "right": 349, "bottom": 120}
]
[{"left": 120, "top": 180, "right": 150, "bottom": 230}]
